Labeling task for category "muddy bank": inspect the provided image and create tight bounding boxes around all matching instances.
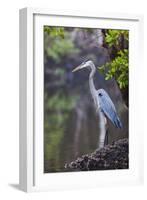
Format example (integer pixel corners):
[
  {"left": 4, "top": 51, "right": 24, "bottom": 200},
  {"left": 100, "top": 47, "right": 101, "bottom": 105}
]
[{"left": 65, "top": 138, "right": 128, "bottom": 171}]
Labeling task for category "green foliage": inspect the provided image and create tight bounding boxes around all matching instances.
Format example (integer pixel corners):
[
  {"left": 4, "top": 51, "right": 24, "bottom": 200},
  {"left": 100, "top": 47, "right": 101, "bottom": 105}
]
[
  {"left": 99, "top": 30, "right": 129, "bottom": 89},
  {"left": 105, "top": 30, "right": 128, "bottom": 48},
  {"left": 46, "top": 36, "right": 79, "bottom": 63},
  {"left": 44, "top": 26, "right": 65, "bottom": 39},
  {"left": 44, "top": 26, "right": 79, "bottom": 63},
  {"left": 100, "top": 49, "right": 128, "bottom": 89}
]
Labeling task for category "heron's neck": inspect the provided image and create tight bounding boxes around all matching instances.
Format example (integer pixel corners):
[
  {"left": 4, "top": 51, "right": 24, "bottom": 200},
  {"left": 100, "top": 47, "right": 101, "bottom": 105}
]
[{"left": 89, "top": 63, "right": 97, "bottom": 97}]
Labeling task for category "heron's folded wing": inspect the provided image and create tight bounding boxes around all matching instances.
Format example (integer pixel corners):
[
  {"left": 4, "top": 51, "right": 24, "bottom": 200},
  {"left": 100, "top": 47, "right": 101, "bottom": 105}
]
[{"left": 99, "top": 94, "right": 122, "bottom": 128}]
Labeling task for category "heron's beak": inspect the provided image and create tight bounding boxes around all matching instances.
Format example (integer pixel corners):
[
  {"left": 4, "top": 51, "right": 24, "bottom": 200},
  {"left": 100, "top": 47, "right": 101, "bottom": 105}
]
[{"left": 72, "top": 64, "right": 85, "bottom": 72}]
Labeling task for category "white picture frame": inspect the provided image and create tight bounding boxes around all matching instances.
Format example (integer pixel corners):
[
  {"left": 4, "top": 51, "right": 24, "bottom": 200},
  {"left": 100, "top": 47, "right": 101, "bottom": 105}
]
[{"left": 19, "top": 7, "right": 144, "bottom": 192}]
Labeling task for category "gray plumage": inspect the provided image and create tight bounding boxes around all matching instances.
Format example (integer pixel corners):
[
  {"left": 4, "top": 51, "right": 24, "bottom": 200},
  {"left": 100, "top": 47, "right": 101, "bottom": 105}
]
[
  {"left": 72, "top": 60, "right": 122, "bottom": 148},
  {"left": 97, "top": 89, "right": 122, "bottom": 128}
]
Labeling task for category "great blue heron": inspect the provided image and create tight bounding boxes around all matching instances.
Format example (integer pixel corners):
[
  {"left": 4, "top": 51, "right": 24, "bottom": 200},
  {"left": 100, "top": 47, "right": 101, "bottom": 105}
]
[{"left": 72, "top": 60, "right": 122, "bottom": 148}]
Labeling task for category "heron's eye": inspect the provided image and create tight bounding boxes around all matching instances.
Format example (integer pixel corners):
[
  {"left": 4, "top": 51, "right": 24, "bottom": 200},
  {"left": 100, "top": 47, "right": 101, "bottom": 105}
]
[{"left": 99, "top": 93, "right": 102, "bottom": 97}]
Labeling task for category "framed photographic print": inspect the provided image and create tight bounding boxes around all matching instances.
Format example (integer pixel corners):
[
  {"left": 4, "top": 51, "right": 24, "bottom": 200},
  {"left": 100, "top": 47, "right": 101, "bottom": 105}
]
[{"left": 19, "top": 8, "right": 144, "bottom": 192}]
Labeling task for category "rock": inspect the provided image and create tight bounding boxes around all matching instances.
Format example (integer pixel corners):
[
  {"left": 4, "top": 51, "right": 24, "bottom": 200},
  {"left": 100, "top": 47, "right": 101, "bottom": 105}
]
[{"left": 65, "top": 138, "right": 128, "bottom": 171}]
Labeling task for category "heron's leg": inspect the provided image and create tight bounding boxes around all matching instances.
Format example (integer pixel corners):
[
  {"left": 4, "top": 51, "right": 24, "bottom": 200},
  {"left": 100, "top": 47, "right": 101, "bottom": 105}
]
[
  {"left": 98, "top": 114, "right": 107, "bottom": 148},
  {"left": 104, "top": 128, "right": 108, "bottom": 146}
]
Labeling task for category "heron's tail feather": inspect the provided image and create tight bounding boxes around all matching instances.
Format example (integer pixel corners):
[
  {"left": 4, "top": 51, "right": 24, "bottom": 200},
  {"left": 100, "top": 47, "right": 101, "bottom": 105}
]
[{"left": 114, "top": 117, "right": 122, "bottom": 129}]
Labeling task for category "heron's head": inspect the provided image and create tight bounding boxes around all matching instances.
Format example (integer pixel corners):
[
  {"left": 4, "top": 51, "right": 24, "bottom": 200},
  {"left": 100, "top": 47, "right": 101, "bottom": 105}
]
[{"left": 72, "top": 60, "right": 94, "bottom": 72}]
